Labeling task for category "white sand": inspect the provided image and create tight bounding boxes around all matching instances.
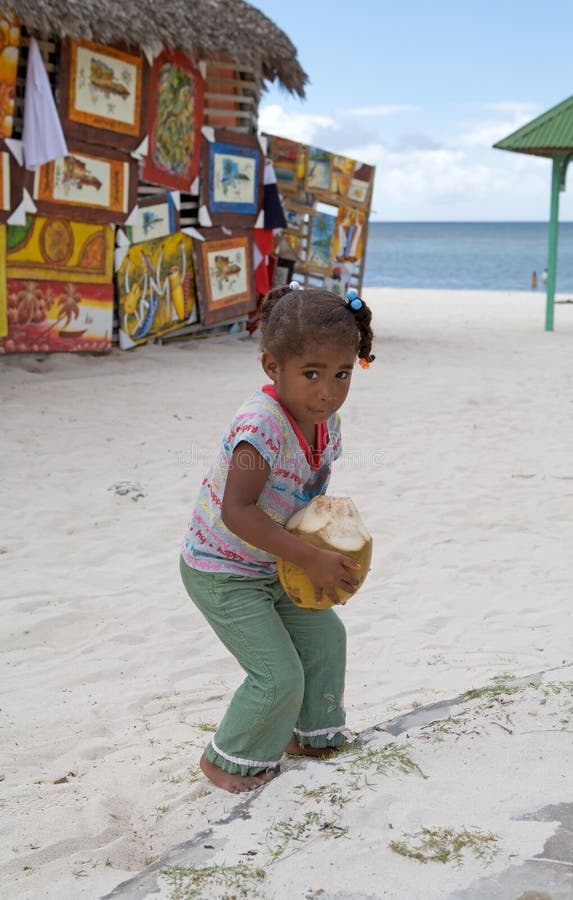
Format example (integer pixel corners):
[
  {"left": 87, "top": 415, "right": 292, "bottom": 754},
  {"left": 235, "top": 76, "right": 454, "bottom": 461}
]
[{"left": 2, "top": 288, "right": 573, "bottom": 899}]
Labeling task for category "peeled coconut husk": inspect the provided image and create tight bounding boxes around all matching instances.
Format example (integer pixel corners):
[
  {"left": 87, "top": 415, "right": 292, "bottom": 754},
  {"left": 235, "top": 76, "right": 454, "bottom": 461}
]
[{"left": 277, "top": 496, "right": 372, "bottom": 610}]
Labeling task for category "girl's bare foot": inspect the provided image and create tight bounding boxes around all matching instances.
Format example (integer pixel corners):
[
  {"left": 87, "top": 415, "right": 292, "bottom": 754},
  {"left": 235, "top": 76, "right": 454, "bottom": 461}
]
[
  {"left": 284, "top": 739, "right": 342, "bottom": 759},
  {"left": 199, "top": 753, "right": 279, "bottom": 793}
]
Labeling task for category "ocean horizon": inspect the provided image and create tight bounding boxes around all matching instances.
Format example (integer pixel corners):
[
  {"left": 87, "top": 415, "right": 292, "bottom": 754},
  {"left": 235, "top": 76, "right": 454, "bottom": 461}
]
[{"left": 362, "top": 221, "right": 573, "bottom": 293}]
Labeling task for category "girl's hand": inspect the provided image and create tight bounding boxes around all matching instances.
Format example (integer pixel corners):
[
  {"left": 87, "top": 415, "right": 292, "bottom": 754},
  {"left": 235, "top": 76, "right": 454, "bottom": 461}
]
[{"left": 302, "top": 547, "right": 361, "bottom": 605}]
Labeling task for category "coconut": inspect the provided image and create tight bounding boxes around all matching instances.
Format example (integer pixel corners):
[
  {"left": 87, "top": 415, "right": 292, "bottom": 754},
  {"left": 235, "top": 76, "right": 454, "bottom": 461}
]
[{"left": 277, "top": 496, "right": 372, "bottom": 610}]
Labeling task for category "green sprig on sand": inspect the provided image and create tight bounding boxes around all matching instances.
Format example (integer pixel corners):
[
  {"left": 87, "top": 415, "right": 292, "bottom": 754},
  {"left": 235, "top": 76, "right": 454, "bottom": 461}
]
[
  {"left": 390, "top": 825, "right": 501, "bottom": 867},
  {"left": 161, "top": 863, "right": 266, "bottom": 899}
]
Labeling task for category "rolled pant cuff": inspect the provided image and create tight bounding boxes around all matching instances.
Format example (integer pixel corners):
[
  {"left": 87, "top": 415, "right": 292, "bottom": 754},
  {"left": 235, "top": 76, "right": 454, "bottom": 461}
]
[
  {"left": 293, "top": 725, "right": 351, "bottom": 749},
  {"left": 204, "top": 738, "right": 282, "bottom": 777}
]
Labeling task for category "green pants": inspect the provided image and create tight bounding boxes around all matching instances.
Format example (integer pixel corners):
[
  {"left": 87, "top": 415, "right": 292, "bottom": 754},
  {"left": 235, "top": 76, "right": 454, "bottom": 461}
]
[{"left": 180, "top": 557, "right": 348, "bottom": 776}]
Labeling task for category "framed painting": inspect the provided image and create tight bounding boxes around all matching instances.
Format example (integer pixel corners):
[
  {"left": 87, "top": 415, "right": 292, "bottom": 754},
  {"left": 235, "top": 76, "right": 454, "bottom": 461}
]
[
  {"left": 30, "top": 142, "right": 138, "bottom": 224},
  {"left": 307, "top": 211, "right": 336, "bottom": 270},
  {"left": 332, "top": 206, "right": 366, "bottom": 263},
  {"left": 194, "top": 229, "right": 255, "bottom": 326},
  {"left": 0, "top": 276, "right": 113, "bottom": 353},
  {"left": 58, "top": 38, "right": 148, "bottom": 150},
  {"left": 0, "top": 11, "right": 20, "bottom": 140},
  {"left": 347, "top": 163, "right": 374, "bottom": 206},
  {"left": 264, "top": 134, "right": 306, "bottom": 193},
  {"left": 200, "top": 129, "right": 263, "bottom": 226},
  {"left": 125, "top": 192, "right": 179, "bottom": 245},
  {"left": 330, "top": 155, "right": 356, "bottom": 198},
  {"left": 306, "top": 146, "right": 332, "bottom": 193},
  {"left": 142, "top": 49, "right": 204, "bottom": 191},
  {"left": 0, "top": 224, "right": 6, "bottom": 337},
  {"left": 0, "top": 144, "right": 22, "bottom": 222},
  {"left": 7, "top": 215, "right": 114, "bottom": 283},
  {"left": 272, "top": 257, "right": 295, "bottom": 288},
  {"left": 116, "top": 232, "right": 197, "bottom": 349}
]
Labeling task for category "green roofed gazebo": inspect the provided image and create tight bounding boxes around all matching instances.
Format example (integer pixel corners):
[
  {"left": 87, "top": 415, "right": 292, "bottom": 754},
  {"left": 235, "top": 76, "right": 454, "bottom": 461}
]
[{"left": 494, "top": 95, "right": 573, "bottom": 331}]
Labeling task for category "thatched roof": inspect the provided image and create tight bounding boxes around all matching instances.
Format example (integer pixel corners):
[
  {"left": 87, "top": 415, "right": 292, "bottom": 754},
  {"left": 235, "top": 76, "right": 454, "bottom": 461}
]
[{"left": 4, "top": 0, "right": 308, "bottom": 96}]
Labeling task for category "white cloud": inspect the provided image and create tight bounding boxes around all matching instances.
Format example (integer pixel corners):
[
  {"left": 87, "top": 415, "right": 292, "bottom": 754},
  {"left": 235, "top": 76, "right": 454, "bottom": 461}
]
[
  {"left": 482, "top": 101, "right": 541, "bottom": 115},
  {"left": 259, "top": 102, "right": 554, "bottom": 220},
  {"left": 335, "top": 104, "right": 422, "bottom": 117},
  {"left": 258, "top": 104, "right": 335, "bottom": 144},
  {"left": 458, "top": 116, "right": 534, "bottom": 148}
]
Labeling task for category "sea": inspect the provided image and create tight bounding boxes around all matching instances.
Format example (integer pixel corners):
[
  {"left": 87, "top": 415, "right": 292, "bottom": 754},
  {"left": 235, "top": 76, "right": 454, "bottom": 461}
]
[{"left": 362, "top": 222, "right": 573, "bottom": 292}]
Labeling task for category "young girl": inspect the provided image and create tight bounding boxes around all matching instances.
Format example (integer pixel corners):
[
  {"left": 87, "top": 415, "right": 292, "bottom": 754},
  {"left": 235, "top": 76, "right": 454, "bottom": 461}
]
[{"left": 180, "top": 282, "right": 375, "bottom": 794}]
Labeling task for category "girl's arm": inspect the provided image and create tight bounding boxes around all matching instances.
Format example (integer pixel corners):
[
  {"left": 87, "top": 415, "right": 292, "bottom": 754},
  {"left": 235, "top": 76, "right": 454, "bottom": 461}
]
[{"left": 222, "top": 441, "right": 359, "bottom": 602}]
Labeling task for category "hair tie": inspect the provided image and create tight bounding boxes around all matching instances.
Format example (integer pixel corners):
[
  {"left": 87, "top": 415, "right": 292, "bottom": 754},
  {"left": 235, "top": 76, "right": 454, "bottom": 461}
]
[
  {"left": 344, "top": 288, "right": 363, "bottom": 311},
  {"left": 358, "top": 358, "right": 370, "bottom": 370},
  {"left": 289, "top": 281, "right": 301, "bottom": 291}
]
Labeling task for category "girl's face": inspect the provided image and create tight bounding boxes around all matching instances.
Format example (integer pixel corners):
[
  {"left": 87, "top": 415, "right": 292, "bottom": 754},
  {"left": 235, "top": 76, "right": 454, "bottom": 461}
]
[{"left": 262, "top": 340, "right": 356, "bottom": 435}]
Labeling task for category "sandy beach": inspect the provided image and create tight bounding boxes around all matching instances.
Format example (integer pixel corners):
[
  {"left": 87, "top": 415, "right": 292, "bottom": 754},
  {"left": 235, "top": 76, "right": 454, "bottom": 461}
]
[{"left": 2, "top": 288, "right": 573, "bottom": 899}]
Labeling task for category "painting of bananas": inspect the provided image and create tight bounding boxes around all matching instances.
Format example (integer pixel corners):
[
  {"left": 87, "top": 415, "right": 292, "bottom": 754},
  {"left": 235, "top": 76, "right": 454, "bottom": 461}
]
[{"left": 117, "top": 232, "right": 197, "bottom": 349}]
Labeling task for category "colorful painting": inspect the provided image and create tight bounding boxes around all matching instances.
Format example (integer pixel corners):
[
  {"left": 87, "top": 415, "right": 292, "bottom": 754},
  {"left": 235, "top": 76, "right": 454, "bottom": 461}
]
[
  {"left": 194, "top": 230, "right": 254, "bottom": 326},
  {"left": 0, "top": 277, "right": 113, "bottom": 353},
  {"left": 0, "top": 12, "right": 20, "bottom": 139},
  {"left": 308, "top": 212, "right": 335, "bottom": 269},
  {"left": 347, "top": 163, "right": 374, "bottom": 205},
  {"left": 32, "top": 144, "right": 137, "bottom": 224},
  {"left": 58, "top": 39, "right": 147, "bottom": 148},
  {"left": 265, "top": 135, "right": 306, "bottom": 192},
  {"left": 330, "top": 155, "right": 356, "bottom": 197},
  {"left": 143, "top": 49, "right": 204, "bottom": 191},
  {"left": 0, "top": 147, "right": 15, "bottom": 221},
  {"left": 201, "top": 130, "right": 262, "bottom": 225},
  {"left": 306, "top": 147, "right": 332, "bottom": 192},
  {"left": 117, "top": 232, "right": 197, "bottom": 349},
  {"left": 7, "top": 214, "right": 114, "bottom": 282},
  {"left": 331, "top": 207, "right": 366, "bottom": 264},
  {"left": 126, "top": 193, "right": 179, "bottom": 245},
  {"left": 0, "top": 224, "right": 6, "bottom": 336}
]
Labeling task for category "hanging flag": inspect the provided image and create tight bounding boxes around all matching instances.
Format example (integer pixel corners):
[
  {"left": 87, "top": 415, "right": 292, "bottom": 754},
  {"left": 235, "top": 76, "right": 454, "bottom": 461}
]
[
  {"left": 22, "top": 38, "right": 68, "bottom": 171},
  {"left": 262, "top": 159, "right": 286, "bottom": 230}
]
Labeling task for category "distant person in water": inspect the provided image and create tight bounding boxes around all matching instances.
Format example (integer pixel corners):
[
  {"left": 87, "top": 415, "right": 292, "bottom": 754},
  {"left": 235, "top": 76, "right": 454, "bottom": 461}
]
[
  {"left": 531, "top": 271, "right": 538, "bottom": 289},
  {"left": 542, "top": 268, "right": 548, "bottom": 286}
]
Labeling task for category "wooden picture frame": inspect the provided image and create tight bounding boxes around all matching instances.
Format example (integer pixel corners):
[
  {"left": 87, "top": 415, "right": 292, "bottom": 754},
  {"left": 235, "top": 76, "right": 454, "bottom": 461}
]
[
  {"left": 30, "top": 142, "right": 138, "bottom": 225},
  {"left": 125, "top": 192, "right": 179, "bottom": 245},
  {"left": 0, "top": 143, "right": 23, "bottom": 223},
  {"left": 347, "top": 162, "right": 374, "bottom": 206},
  {"left": 306, "top": 146, "right": 332, "bottom": 193},
  {"left": 264, "top": 134, "right": 306, "bottom": 194},
  {"left": 200, "top": 129, "right": 263, "bottom": 226},
  {"left": 272, "top": 256, "right": 295, "bottom": 288},
  {"left": 142, "top": 49, "right": 204, "bottom": 191},
  {"left": 194, "top": 228, "right": 255, "bottom": 326},
  {"left": 307, "top": 210, "right": 336, "bottom": 272},
  {"left": 116, "top": 232, "right": 197, "bottom": 349},
  {"left": 58, "top": 38, "right": 148, "bottom": 151}
]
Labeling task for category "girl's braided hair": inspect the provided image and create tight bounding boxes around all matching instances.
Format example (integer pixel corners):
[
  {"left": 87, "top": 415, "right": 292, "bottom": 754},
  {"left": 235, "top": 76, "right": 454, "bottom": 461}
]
[{"left": 259, "top": 284, "right": 375, "bottom": 365}]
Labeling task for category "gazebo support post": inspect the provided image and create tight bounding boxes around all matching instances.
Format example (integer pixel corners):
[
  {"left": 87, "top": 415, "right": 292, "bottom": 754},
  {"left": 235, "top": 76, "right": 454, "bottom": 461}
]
[{"left": 545, "top": 154, "right": 570, "bottom": 332}]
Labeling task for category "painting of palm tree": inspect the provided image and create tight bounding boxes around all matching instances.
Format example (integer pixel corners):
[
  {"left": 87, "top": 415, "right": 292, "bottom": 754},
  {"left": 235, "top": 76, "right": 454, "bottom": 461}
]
[
  {"left": 39, "top": 283, "right": 82, "bottom": 338},
  {"left": 308, "top": 212, "right": 335, "bottom": 268}
]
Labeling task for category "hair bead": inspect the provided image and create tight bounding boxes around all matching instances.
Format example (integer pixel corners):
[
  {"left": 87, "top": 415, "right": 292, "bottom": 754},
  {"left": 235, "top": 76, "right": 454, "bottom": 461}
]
[
  {"left": 289, "top": 281, "right": 301, "bottom": 291},
  {"left": 345, "top": 288, "right": 363, "bottom": 311}
]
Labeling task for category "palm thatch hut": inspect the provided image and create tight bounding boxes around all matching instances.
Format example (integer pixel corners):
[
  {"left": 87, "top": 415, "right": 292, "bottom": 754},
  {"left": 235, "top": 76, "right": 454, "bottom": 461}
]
[
  {"left": 3, "top": 0, "right": 307, "bottom": 98},
  {"left": 0, "top": 0, "right": 308, "bottom": 352},
  {"left": 4, "top": 0, "right": 306, "bottom": 147}
]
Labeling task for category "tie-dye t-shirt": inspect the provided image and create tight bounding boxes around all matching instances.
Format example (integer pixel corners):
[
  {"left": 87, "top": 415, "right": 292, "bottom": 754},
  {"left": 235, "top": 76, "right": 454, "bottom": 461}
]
[{"left": 181, "top": 386, "right": 342, "bottom": 576}]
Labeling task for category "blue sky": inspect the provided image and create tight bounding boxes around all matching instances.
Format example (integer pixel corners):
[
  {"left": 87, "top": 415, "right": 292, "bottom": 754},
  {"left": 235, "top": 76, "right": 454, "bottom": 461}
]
[{"left": 253, "top": 0, "right": 573, "bottom": 221}]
